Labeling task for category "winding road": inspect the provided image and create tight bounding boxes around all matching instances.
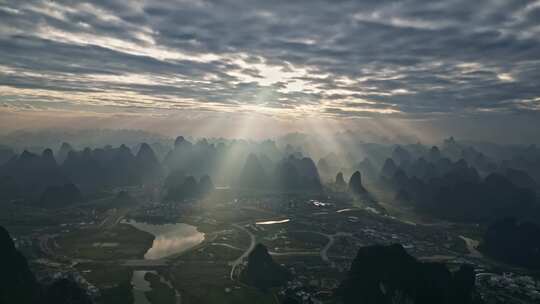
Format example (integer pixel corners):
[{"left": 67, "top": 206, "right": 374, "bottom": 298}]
[
  {"left": 229, "top": 223, "right": 256, "bottom": 281},
  {"left": 320, "top": 232, "right": 353, "bottom": 263},
  {"left": 228, "top": 221, "right": 357, "bottom": 281}
]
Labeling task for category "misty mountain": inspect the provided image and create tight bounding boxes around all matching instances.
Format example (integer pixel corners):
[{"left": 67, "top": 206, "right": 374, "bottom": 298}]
[
  {"left": 384, "top": 157, "right": 537, "bottom": 222},
  {"left": 0, "top": 149, "right": 68, "bottom": 200},
  {"left": 56, "top": 142, "right": 74, "bottom": 164},
  {"left": 0, "top": 146, "right": 15, "bottom": 166},
  {"left": 237, "top": 153, "right": 269, "bottom": 190},
  {"left": 163, "top": 171, "right": 214, "bottom": 202},
  {"left": 164, "top": 136, "right": 220, "bottom": 179},
  {"left": 274, "top": 156, "right": 322, "bottom": 192},
  {"left": 63, "top": 144, "right": 163, "bottom": 190},
  {"left": 348, "top": 171, "right": 366, "bottom": 195},
  {"left": 335, "top": 172, "right": 347, "bottom": 190},
  {"left": 135, "top": 143, "right": 163, "bottom": 183}
]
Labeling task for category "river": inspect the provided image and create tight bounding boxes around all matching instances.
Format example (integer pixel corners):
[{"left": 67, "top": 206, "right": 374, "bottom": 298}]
[{"left": 131, "top": 270, "right": 155, "bottom": 304}]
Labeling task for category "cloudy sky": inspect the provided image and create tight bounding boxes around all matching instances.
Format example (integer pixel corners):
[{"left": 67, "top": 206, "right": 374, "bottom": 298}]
[{"left": 1, "top": 0, "right": 539, "bottom": 142}]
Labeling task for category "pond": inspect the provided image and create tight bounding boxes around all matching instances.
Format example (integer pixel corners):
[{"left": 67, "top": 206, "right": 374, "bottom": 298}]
[{"left": 124, "top": 220, "right": 205, "bottom": 260}]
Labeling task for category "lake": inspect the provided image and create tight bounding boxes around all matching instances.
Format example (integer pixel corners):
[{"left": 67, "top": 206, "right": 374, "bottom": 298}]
[{"left": 124, "top": 220, "right": 205, "bottom": 260}]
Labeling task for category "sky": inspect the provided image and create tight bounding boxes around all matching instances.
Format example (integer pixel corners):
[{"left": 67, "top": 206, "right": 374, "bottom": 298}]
[{"left": 0, "top": 0, "right": 539, "bottom": 142}]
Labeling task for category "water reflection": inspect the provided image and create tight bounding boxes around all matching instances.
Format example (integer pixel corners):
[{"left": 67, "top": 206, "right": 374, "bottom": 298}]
[
  {"left": 256, "top": 219, "right": 290, "bottom": 225},
  {"left": 124, "top": 220, "right": 205, "bottom": 260},
  {"left": 131, "top": 270, "right": 154, "bottom": 304}
]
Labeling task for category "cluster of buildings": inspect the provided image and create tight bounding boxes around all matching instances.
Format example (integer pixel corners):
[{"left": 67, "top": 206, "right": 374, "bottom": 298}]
[
  {"left": 477, "top": 272, "right": 540, "bottom": 303},
  {"left": 279, "top": 276, "right": 336, "bottom": 304}
]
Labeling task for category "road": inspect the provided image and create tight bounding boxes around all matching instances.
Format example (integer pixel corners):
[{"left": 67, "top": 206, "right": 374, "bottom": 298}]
[
  {"left": 290, "top": 230, "right": 354, "bottom": 263},
  {"left": 229, "top": 223, "right": 255, "bottom": 281},
  {"left": 320, "top": 232, "right": 353, "bottom": 263},
  {"left": 459, "top": 235, "right": 483, "bottom": 258},
  {"left": 228, "top": 221, "right": 357, "bottom": 281}
]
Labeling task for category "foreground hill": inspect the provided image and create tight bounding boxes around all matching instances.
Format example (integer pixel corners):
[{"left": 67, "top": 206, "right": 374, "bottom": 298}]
[{"left": 337, "top": 244, "right": 483, "bottom": 304}]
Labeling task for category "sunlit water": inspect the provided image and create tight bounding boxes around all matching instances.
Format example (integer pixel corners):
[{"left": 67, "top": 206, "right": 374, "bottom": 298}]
[
  {"left": 124, "top": 220, "right": 205, "bottom": 260},
  {"left": 256, "top": 219, "right": 290, "bottom": 225}
]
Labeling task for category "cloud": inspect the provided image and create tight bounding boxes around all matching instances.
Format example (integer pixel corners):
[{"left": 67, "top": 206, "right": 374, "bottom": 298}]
[{"left": 0, "top": 0, "right": 539, "bottom": 123}]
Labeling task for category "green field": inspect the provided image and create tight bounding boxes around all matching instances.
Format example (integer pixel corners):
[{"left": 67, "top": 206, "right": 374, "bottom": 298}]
[
  {"left": 168, "top": 262, "right": 276, "bottom": 304},
  {"left": 56, "top": 223, "right": 154, "bottom": 260}
]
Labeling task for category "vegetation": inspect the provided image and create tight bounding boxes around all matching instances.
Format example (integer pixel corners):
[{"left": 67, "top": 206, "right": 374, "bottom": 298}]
[{"left": 56, "top": 224, "right": 154, "bottom": 260}]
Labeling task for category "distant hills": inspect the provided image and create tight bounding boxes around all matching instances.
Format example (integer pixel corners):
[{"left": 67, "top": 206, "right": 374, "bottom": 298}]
[
  {"left": 0, "top": 134, "right": 538, "bottom": 222},
  {"left": 237, "top": 153, "right": 322, "bottom": 192},
  {"left": 375, "top": 145, "right": 538, "bottom": 222}
]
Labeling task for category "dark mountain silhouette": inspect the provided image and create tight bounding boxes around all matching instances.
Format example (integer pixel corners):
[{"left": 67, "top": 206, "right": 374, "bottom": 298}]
[
  {"left": 164, "top": 169, "right": 186, "bottom": 190},
  {"left": 42, "top": 278, "right": 93, "bottom": 304},
  {"left": 0, "top": 226, "right": 41, "bottom": 304},
  {"left": 274, "top": 156, "right": 322, "bottom": 191},
  {"left": 238, "top": 154, "right": 269, "bottom": 189},
  {"left": 199, "top": 175, "right": 215, "bottom": 195},
  {"left": 348, "top": 171, "right": 366, "bottom": 195},
  {"left": 164, "top": 175, "right": 198, "bottom": 202},
  {"left": 317, "top": 158, "right": 330, "bottom": 178},
  {"left": 356, "top": 157, "right": 377, "bottom": 183},
  {"left": 504, "top": 168, "right": 537, "bottom": 189},
  {"left": 63, "top": 143, "right": 165, "bottom": 189},
  {"left": 0, "top": 226, "right": 92, "bottom": 304},
  {"left": 62, "top": 148, "right": 104, "bottom": 189},
  {"left": 275, "top": 160, "right": 301, "bottom": 190},
  {"left": 481, "top": 218, "right": 540, "bottom": 269},
  {"left": 164, "top": 172, "right": 213, "bottom": 202},
  {"left": 56, "top": 142, "right": 73, "bottom": 164},
  {"left": 441, "top": 136, "right": 462, "bottom": 159},
  {"left": 39, "top": 183, "right": 83, "bottom": 208},
  {"left": 293, "top": 157, "right": 321, "bottom": 187},
  {"left": 0, "top": 176, "right": 21, "bottom": 201},
  {"left": 335, "top": 172, "right": 346, "bottom": 190},
  {"left": 244, "top": 243, "right": 290, "bottom": 289},
  {"left": 174, "top": 136, "right": 192, "bottom": 149},
  {"left": 392, "top": 145, "right": 412, "bottom": 165},
  {"left": 135, "top": 143, "right": 163, "bottom": 183},
  {"left": 0, "top": 146, "right": 15, "bottom": 165},
  {"left": 337, "top": 244, "right": 482, "bottom": 304},
  {"left": 395, "top": 188, "right": 412, "bottom": 203},
  {"left": 461, "top": 147, "right": 497, "bottom": 173},
  {"left": 316, "top": 153, "right": 341, "bottom": 179},
  {"left": 0, "top": 149, "right": 68, "bottom": 200},
  {"left": 164, "top": 136, "right": 219, "bottom": 178},
  {"left": 380, "top": 158, "right": 397, "bottom": 179},
  {"left": 427, "top": 146, "right": 442, "bottom": 162},
  {"left": 105, "top": 144, "right": 140, "bottom": 186},
  {"left": 379, "top": 154, "right": 537, "bottom": 222}
]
